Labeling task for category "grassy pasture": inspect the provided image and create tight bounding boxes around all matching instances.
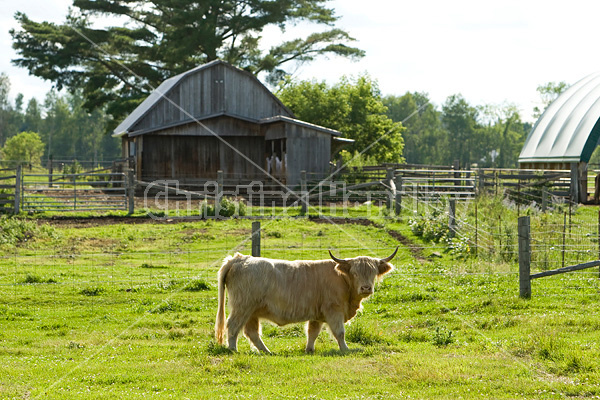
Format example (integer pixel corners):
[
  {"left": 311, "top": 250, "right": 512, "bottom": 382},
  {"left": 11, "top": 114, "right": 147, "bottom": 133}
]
[{"left": 1, "top": 205, "right": 600, "bottom": 399}]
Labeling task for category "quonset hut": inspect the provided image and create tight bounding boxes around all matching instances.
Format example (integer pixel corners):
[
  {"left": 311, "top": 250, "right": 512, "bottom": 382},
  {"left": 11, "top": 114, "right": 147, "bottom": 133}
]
[
  {"left": 113, "top": 60, "right": 349, "bottom": 188},
  {"left": 519, "top": 72, "right": 600, "bottom": 202}
]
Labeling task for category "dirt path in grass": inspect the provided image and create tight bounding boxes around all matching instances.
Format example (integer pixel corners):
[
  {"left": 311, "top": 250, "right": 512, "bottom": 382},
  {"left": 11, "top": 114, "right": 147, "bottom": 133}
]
[{"left": 308, "top": 216, "right": 428, "bottom": 262}]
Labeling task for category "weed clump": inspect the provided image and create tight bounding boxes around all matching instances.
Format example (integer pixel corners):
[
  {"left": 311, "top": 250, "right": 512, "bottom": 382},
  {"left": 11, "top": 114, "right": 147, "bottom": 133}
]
[
  {"left": 22, "top": 274, "right": 57, "bottom": 284},
  {"left": 432, "top": 326, "right": 454, "bottom": 347},
  {"left": 346, "top": 322, "right": 387, "bottom": 346},
  {"left": 0, "top": 216, "right": 57, "bottom": 246},
  {"left": 80, "top": 287, "right": 105, "bottom": 296},
  {"left": 184, "top": 279, "right": 211, "bottom": 292}
]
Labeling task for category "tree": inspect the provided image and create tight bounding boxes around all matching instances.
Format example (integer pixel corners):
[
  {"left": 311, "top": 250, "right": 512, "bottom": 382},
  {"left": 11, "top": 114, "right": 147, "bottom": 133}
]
[
  {"left": 42, "top": 90, "right": 120, "bottom": 162},
  {"left": 383, "top": 92, "right": 443, "bottom": 165},
  {"left": 11, "top": 0, "right": 364, "bottom": 124},
  {"left": 0, "top": 73, "right": 25, "bottom": 146},
  {"left": 22, "top": 97, "right": 42, "bottom": 133},
  {"left": 533, "top": 81, "right": 569, "bottom": 118},
  {"left": 441, "top": 94, "right": 481, "bottom": 166},
  {"left": 0, "top": 131, "right": 45, "bottom": 167},
  {"left": 277, "top": 75, "right": 404, "bottom": 163},
  {"left": 478, "top": 103, "right": 527, "bottom": 168}
]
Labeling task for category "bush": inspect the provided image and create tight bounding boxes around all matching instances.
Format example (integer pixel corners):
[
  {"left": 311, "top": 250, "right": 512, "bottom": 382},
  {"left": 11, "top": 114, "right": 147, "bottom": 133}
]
[
  {"left": 409, "top": 209, "right": 449, "bottom": 243},
  {"left": 200, "top": 198, "right": 247, "bottom": 218}
]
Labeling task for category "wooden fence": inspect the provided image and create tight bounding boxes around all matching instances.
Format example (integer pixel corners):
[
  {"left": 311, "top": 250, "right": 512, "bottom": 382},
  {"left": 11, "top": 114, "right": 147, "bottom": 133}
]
[{"left": 2, "top": 161, "right": 599, "bottom": 216}]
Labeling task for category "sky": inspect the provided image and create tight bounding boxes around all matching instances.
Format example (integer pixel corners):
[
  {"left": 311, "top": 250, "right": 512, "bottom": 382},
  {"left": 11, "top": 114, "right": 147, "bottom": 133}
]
[{"left": 2, "top": 0, "right": 600, "bottom": 122}]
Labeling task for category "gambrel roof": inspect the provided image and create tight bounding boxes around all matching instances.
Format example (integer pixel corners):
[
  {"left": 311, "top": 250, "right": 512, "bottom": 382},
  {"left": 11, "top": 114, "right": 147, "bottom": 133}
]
[{"left": 113, "top": 60, "right": 299, "bottom": 137}]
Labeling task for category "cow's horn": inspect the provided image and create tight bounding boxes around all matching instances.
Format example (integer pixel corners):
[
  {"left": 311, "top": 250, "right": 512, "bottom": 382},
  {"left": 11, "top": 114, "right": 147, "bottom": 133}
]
[
  {"left": 380, "top": 246, "right": 399, "bottom": 263},
  {"left": 329, "top": 250, "right": 348, "bottom": 264}
]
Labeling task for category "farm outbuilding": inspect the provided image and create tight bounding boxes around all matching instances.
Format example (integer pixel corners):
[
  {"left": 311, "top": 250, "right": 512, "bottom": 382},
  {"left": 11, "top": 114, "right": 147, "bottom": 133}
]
[
  {"left": 519, "top": 71, "right": 600, "bottom": 202},
  {"left": 112, "top": 60, "right": 349, "bottom": 188}
]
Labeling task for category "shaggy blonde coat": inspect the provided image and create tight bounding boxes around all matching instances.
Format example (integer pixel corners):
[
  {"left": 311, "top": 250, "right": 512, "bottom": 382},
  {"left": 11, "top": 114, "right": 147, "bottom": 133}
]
[{"left": 215, "top": 251, "right": 394, "bottom": 353}]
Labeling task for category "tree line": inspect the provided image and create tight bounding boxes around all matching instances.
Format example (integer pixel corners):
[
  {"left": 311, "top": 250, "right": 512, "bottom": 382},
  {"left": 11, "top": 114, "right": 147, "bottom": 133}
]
[
  {"left": 3, "top": 0, "right": 568, "bottom": 169},
  {"left": 0, "top": 73, "right": 120, "bottom": 165},
  {"left": 1, "top": 68, "right": 557, "bottom": 169}
]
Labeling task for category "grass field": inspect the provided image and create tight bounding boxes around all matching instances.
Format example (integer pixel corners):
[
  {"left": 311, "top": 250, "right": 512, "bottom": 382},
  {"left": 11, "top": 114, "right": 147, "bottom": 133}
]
[{"left": 2, "top": 201, "right": 600, "bottom": 399}]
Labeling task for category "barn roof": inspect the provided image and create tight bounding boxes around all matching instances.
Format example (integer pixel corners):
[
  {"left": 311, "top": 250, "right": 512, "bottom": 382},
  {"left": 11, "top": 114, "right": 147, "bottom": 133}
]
[
  {"left": 519, "top": 71, "right": 600, "bottom": 164},
  {"left": 112, "top": 60, "right": 297, "bottom": 137},
  {"left": 260, "top": 115, "right": 341, "bottom": 136}
]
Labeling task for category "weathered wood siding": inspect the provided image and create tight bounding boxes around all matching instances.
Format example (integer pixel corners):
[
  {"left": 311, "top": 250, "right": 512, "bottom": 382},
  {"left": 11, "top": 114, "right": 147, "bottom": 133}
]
[
  {"left": 131, "top": 63, "right": 292, "bottom": 134},
  {"left": 141, "top": 134, "right": 264, "bottom": 181},
  {"left": 153, "top": 116, "right": 262, "bottom": 137},
  {"left": 283, "top": 124, "right": 331, "bottom": 186}
]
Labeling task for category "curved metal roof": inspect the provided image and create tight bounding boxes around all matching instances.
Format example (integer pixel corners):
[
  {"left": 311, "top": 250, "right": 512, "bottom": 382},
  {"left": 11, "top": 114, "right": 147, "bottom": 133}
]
[{"left": 519, "top": 71, "right": 600, "bottom": 164}]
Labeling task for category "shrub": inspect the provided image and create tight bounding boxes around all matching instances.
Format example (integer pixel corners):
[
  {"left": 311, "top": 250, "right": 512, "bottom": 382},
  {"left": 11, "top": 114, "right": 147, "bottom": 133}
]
[
  {"left": 200, "top": 198, "right": 246, "bottom": 218},
  {"left": 409, "top": 209, "right": 449, "bottom": 243}
]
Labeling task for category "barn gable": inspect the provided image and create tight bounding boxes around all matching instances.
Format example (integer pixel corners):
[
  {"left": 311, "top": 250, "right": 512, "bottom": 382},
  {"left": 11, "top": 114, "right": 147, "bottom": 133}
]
[{"left": 113, "top": 60, "right": 294, "bottom": 137}]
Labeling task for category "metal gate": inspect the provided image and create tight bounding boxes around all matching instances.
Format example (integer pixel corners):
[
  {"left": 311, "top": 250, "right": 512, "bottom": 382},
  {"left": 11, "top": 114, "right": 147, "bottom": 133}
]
[{"left": 20, "top": 171, "right": 130, "bottom": 212}]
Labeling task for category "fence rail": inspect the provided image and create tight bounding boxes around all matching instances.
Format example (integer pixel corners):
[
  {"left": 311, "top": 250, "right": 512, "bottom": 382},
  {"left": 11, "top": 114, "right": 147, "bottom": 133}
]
[{"left": 2, "top": 161, "right": 600, "bottom": 215}]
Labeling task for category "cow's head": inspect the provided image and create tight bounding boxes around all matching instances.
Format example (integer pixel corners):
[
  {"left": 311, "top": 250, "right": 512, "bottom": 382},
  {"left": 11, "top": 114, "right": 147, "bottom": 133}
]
[{"left": 329, "top": 247, "right": 397, "bottom": 297}]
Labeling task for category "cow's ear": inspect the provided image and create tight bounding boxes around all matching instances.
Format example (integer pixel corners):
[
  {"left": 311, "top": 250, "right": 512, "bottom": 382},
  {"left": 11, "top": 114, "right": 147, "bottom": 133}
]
[
  {"left": 335, "top": 261, "right": 351, "bottom": 275},
  {"left": 378, "top": 261, "right": 394, "bottom": 276}
]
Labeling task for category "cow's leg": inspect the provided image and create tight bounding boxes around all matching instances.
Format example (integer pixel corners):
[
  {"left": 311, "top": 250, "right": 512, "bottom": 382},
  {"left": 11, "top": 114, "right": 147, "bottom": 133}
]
[
  {"left": 226, "top": 308, "right": 254, "bottom": 351},
  {"left": 305, "top": 320, "right": 323, "bottom": 353},
  {"left": 244, "top": 316, "right": 271, "bottom": 354},
  {"left": 324, "top": 313, "right": 349, "bottom": 352}
]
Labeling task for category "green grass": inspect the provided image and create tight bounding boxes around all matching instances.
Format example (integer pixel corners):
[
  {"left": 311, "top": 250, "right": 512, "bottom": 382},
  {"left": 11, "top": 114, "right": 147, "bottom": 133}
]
[{"left": 2, "top": 205, "right": 600, "bottom": 398}]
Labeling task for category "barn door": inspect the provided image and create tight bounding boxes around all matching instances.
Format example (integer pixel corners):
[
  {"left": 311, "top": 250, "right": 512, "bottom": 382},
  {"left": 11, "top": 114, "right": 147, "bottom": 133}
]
[{"left": 265, "top": 139, "right": 286, "bottom": 182}]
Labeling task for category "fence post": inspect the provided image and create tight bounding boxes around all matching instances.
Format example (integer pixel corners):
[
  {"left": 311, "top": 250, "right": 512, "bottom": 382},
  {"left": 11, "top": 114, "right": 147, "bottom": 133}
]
[
  {"left": 448, "top": 198, "right": 456, "bottom": 238},
  {"left": 252, "top": 221, "right": 261, "bottom": 257},
  {"left": 216, "top": 170, "right": 223, "bottom": 216},
  {"left": 394, "top": 173, "right": 402, "bottom": 216},
  {"left": 542, "top": 187, "right": 547, "bottom": 212},
  {"left": 128, "top": 168, "right": 135, "bottom": 215},
  {"left": 73, "top": 174, "right": 77, "bottom": 210},
  {"left": 570, "top": 162, "right": 579, "bottom": 204},
  {"left": 48, "top": 156, "right": 53, "bottom": 188},
  {"left": 562, "top": 212, "right": 567, "bottom": 269},
  {"left": 453, "top": 159, "right": 460, "bottom": 196},
  {"left": 14, "top": 165, "right": 21, "bottom": 214},
  {"left": 474, "top": 202, "right": 478, "bottom": 258},
  {"left": 386, "top": 168, "right": 394, "bottom": 214},
  {"left": 300, "top": 170, "right": 307, "bottom": 215},
  {"left": 518, "top": 215, "right": 531, "bottom": 299}
]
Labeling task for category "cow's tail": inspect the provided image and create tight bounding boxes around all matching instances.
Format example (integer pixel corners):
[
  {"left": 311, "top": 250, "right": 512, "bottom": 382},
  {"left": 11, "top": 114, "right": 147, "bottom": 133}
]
[{"left": 215, "top": 254, "right": 235, "bottom": 345}]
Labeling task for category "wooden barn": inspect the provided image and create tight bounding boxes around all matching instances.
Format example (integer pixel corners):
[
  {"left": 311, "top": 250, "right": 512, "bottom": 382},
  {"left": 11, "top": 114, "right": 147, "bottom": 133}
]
[{"left": 113, "top": 60, "right": 349, "bottom": 188}]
